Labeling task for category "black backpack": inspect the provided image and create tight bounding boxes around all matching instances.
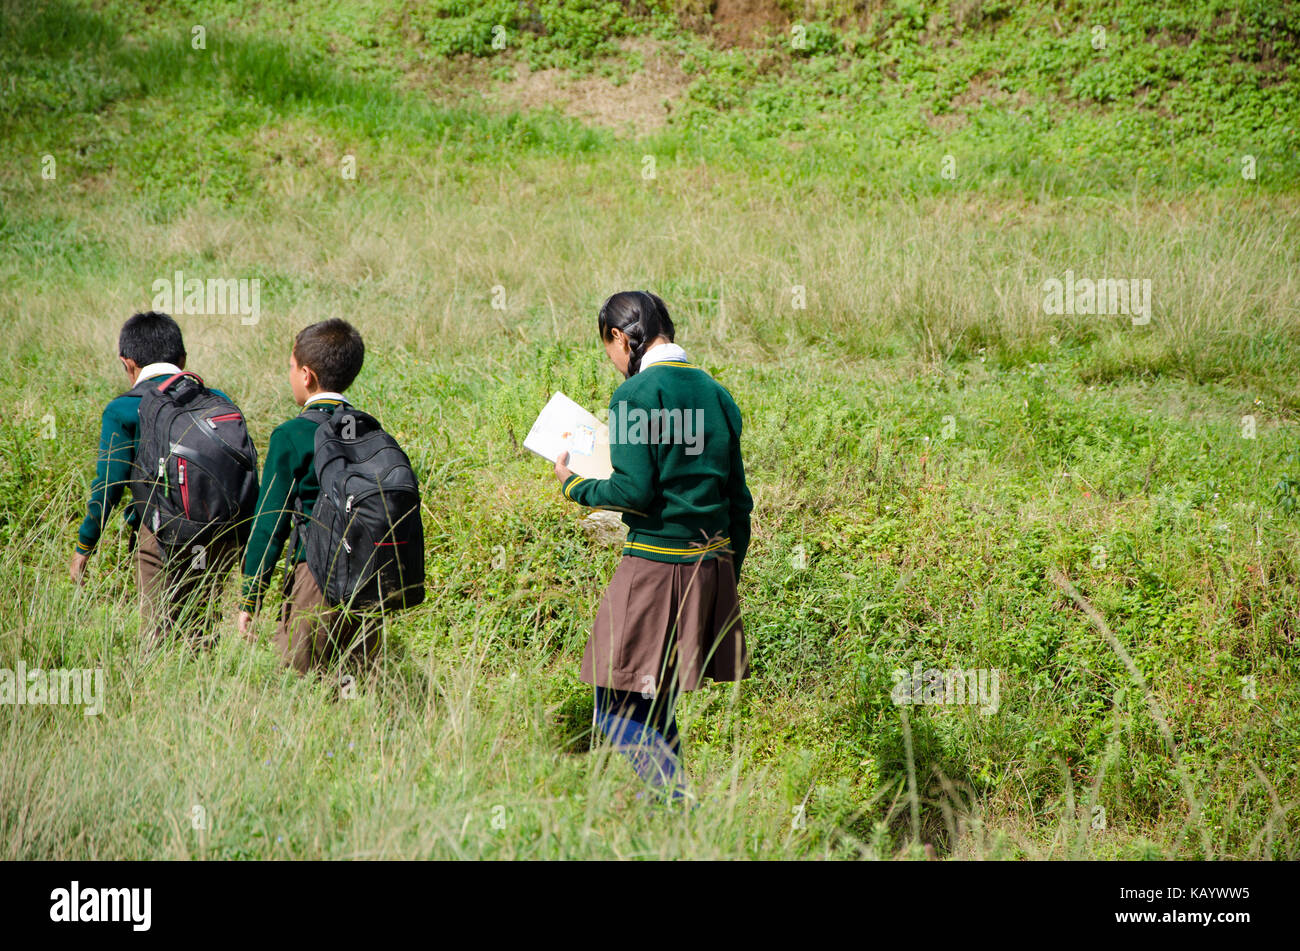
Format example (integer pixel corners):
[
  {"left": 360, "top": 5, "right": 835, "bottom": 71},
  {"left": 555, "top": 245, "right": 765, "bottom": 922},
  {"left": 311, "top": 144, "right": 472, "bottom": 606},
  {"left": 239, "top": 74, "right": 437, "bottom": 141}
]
[
  {"left": 128, "top": 371, "right": 259, "bottom": 558},
  {"left": 296, "top": 405, "right": 425, "bottom": 612}
]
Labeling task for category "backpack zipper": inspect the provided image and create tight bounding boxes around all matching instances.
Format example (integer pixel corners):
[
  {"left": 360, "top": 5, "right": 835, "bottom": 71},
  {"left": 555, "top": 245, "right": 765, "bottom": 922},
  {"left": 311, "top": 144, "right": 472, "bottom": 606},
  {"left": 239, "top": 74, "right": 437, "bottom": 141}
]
[
  {"left": 336, "top": 488, "right": 415, "bottom": 550},
  {"left": 178, "top": 458, "right": 190, "bottom": 518},
  {"left": 195, "top": 413, "right": 255, "bottom": 467},
  {"left": 206, "top": 412, "right": 243, "bottom": 427}
]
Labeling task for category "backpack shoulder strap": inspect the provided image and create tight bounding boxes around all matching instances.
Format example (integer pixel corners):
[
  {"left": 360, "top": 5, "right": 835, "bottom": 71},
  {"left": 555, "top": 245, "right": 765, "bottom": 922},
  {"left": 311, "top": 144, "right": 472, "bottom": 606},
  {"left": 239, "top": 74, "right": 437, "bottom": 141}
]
[
  {"left": 286, "top": 402, "right": 345, "bottom": 560},
  {"left": 117, "top": 377, "right": 155, "bottom": 401},
  {"left": 299, "top": 403, "right": 338, "bottom": 423},
  {"left": 123, "top": 371, "right": 206, "bottom": 403},
  {"left": 155, "top": 370, "right": 201, "bottom": 391},
  {"left": 301, "top": 401, "right": 361, "bottom": 437}
]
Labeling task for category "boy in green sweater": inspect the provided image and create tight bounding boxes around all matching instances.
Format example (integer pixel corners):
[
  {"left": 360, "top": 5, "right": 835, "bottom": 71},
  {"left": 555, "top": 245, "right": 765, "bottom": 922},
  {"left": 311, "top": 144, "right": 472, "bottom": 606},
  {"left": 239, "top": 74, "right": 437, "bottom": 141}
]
[
  {"left": 69, "top": 311, "right": 240, "bottom": 643},
  {"left": 237, "top": 318, "right": 379, "bottom": 674}
]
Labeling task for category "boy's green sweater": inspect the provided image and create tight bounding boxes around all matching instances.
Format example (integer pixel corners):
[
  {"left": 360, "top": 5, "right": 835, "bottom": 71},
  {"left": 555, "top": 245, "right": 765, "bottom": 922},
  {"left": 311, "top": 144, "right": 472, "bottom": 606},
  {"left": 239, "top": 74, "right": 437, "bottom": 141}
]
[
  {"left": 561, "top": 360, "right": 753, "bottom": 578},
  {"left": 240, "top": 398, "right": 350, "bottom": 611}
]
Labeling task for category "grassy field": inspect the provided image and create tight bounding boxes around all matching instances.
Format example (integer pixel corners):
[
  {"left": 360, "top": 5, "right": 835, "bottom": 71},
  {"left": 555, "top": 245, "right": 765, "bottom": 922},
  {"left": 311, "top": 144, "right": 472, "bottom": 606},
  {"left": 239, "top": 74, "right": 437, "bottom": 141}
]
[{"left": 2, "top": 0, "right": 1299, "bottom": 859}]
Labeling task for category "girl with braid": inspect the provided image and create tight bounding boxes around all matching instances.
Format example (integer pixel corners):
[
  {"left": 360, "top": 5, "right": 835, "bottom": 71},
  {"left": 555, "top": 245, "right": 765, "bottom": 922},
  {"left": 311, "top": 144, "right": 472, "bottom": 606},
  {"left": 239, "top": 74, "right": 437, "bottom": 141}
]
[{"left": 554, "top": 290, "right": 753, "bottom": 802}]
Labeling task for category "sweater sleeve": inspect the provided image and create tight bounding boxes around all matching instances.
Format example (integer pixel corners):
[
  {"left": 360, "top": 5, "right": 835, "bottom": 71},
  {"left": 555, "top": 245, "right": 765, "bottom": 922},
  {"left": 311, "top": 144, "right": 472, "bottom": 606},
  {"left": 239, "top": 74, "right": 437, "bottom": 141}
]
[
  {"left": 75, "top": 398, "right": 138, "bottom": 555},
  {"left": 723, "top": 402, "right": 753, "bottom": 581},
  {"left": 560, "top": 397, "right": 656, "bottom": 515},
  {"left": 240, "top": 423, "right": 309, "bottom": 611}
]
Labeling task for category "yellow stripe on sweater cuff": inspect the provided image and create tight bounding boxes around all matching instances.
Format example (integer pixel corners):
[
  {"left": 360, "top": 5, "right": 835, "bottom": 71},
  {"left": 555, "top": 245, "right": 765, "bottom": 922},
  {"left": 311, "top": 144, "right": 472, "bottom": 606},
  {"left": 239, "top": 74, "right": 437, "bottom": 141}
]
[{"left": 563, "top": 476, "right": 585, "bottom": 501}]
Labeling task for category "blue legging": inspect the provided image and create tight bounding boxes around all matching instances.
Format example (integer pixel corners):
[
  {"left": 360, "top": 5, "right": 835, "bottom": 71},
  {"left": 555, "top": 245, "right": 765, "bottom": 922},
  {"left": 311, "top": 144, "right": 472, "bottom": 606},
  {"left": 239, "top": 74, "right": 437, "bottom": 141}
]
[{"left": 593, "top": 686, "right": 682, "bottom": 789}]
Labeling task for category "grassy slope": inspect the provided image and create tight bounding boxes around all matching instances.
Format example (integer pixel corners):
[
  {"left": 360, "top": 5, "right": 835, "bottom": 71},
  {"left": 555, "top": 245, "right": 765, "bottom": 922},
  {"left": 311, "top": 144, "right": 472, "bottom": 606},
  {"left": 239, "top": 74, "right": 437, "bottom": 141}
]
[{"left": 0, "top": 0, "right": 1297, "bottom": 858}]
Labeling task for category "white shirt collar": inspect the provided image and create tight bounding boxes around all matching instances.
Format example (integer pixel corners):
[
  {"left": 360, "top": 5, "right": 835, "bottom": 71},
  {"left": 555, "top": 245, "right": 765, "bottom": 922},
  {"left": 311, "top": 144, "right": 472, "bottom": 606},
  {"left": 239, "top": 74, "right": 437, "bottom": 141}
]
[
  {"left": 136, "top": 362, "right": 183, "bottom": 383},
  {"left": 306, "top": 391, "right": 347, "bottom": 405},
  {"left": 638, "top": 342, "right": 689, "bottom": 371}
]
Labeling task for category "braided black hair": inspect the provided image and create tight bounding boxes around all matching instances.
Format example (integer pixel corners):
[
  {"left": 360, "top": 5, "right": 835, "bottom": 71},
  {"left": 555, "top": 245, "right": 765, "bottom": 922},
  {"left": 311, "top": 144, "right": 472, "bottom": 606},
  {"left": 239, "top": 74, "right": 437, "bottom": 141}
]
[{"left": 597, "top": 290, "right": 675, "bottom": 378}]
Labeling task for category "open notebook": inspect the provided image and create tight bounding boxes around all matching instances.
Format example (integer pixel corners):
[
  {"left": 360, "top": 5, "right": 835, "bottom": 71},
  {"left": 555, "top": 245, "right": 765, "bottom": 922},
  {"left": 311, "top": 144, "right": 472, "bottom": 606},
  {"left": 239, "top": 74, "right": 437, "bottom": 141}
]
[{"left": 523, "top": 391, "right": 613, "bottom": 480}]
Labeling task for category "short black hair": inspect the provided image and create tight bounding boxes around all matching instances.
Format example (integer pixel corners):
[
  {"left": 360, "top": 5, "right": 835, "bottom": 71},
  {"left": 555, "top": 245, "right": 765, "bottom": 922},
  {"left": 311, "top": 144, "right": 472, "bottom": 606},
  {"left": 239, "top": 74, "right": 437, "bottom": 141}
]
[
  {"left": 293, "top": 318, "right": 364, "bottom": 392},
  {"left": 119, "top": 312, "right": 186, "bottom": 366}
]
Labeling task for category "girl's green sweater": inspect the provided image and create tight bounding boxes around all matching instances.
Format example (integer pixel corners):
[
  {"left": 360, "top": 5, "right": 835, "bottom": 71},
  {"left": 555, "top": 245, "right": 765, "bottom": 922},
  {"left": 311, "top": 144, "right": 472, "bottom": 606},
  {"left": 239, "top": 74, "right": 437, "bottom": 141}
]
[{"left": 561, "top": 360, "right": 753, "bottom": 579}]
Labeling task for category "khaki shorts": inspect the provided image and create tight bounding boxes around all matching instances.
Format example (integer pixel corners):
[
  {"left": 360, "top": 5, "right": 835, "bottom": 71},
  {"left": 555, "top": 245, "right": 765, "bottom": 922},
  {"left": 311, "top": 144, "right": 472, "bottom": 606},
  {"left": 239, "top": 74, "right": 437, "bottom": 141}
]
[
  {"left": 135, "top": 525, "right": 237, "bottom": 646},
  {"left": 274, "top": 562, "right": 383, "bottom": 675}
]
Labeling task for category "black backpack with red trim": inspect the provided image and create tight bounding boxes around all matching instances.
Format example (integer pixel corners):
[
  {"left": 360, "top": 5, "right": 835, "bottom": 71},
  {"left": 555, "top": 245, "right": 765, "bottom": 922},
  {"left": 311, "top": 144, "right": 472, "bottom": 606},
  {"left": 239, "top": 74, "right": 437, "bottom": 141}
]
[{"left": 128, "top": 371, "right": 259, "bottom": 557}]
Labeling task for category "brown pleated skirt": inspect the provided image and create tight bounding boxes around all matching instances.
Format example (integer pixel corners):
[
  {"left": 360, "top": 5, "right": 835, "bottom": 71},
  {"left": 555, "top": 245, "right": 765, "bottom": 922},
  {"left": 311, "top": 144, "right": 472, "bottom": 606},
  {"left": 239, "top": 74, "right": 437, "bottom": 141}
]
[{"left": 580, "top": 554, "right": 749, "bottom": 694}]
